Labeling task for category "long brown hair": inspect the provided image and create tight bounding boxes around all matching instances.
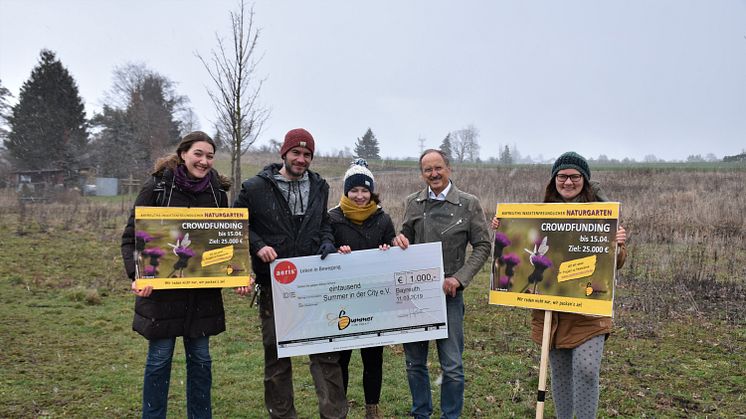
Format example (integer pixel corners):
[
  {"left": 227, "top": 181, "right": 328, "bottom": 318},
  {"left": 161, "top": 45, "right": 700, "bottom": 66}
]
[
  {"left": 543, "top": 175, "right": 597, "bottom": 203},
  {"left": 152, "top": 131, "right": 217, "bottom": 175}
]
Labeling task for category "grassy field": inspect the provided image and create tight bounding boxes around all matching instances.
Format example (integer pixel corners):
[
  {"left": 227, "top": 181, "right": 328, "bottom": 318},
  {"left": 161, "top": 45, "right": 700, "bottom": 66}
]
[{"left": 1, "top": 162, "right": 744, "bottom": 417}]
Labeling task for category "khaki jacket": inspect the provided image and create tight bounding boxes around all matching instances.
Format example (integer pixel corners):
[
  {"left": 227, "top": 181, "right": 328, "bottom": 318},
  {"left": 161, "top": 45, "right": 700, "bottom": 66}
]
[
  {"left": 531, "top": 243, "right": 627, "bottom": 349},
  {"left": 400, "top": 182, "right": 492, "bottom": 288}
]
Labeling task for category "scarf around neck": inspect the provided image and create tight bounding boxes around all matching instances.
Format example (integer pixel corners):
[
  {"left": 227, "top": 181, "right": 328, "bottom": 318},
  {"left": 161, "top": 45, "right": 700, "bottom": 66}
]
[
  {"left": 339, "top": 195, "right": 378, "bottom": 225},
  {"left": 174, "top": 164, "right": 212, "bottom": 193}
]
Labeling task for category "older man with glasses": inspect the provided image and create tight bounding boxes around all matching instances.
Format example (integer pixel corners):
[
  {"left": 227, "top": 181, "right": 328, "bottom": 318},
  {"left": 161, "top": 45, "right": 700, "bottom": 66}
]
[{"left": 392, "top": 149, "right": 491, "bottom": 419}]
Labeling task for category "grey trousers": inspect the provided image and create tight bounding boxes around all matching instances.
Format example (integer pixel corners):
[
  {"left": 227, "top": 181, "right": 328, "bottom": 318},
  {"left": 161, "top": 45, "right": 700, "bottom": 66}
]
[
  {"left": 259, "top": 287, "right": 348, "bottom": 419},
  {"left": 549, "top": 334, "right": 605, "bottom": 419}
]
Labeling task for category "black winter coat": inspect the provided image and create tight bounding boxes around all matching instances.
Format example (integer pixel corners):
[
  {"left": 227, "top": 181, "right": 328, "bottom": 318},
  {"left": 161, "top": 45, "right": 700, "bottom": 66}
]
[
  {"left": 233, "top": 163, "right": 334, "bottom": 285},
  {"left": 121, "top": 167, "right": 229, "bottom": 340},
  {"left": 328, "top": 205, "right": 396, "bottom": 252}
]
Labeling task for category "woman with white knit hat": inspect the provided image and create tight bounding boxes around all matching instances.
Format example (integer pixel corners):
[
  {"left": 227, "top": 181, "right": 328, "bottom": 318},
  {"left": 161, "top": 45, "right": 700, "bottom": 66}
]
[{"left": 328, "top": 158, "right": 396, "bottom": 419}]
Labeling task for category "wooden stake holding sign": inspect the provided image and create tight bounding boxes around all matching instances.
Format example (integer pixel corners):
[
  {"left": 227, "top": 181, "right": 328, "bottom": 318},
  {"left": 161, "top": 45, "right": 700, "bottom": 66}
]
[
  {"left": 488, "top": 202, "right": 620, "bottom": 417},
  {"left": 536, "top": 310, "right": 552, "bottom": 419}
]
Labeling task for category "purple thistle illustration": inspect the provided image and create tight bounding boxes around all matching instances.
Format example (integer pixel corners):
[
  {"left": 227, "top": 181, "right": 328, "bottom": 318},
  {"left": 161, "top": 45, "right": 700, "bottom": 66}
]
[
  {"left": 133, "top": 231, "right": 155, "bottom": 278},
  {"left": 170, "top": 246, "right": 195, "bottom": 277},
  {"left": 491, "top": 231, "right": 512, "bottom": 290},
  {"left": 142, "top": 247, "right": 166, "bottom": 268},
  {"left": 167, "top": 233, "right": 193, "bottom": 277},
  {"left": 528, "top": 254, "right": 553, "bottom": 293},
  {"left": 143, "top": 265, "right": 157, "bottom": 277},
  {"left": 175, "top": 246, "right": 195, "bottom": 259},
  {"left": 530, "top": 254, "right": 552, "bottom": 269},
  {"left": 135, "top": 231, "right": 154, "bottom": 252},
  {"left": 493, "top": 232, "right": 511, "bottom": 260},
  {"left": 501, "top": 253, "right": 521, "bottom": 277},
  {"left": 498, "top": 275, "right": 511, "bottom": 289}
]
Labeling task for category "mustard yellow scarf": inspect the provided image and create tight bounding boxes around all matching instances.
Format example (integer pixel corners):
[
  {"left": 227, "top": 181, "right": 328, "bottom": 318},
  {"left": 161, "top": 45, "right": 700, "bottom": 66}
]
[{"left": 339, "top": 195, "right": 378, "bottom": 225}]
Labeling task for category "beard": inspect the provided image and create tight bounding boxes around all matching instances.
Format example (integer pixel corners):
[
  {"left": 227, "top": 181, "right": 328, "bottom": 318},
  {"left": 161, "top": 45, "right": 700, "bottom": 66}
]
[{"left": 284, "top": 159, "right": 308, "bottom": 178}]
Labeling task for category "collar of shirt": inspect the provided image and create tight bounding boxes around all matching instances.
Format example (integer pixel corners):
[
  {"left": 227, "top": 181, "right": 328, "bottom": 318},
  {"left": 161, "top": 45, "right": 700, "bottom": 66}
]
[{"left": 428, "top": 181, "right": 452, "bottom": 201}]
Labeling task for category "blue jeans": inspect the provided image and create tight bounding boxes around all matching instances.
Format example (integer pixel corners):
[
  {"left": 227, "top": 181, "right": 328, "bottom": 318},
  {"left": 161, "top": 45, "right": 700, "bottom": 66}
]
[
  {"left": 404, "top": 291, "right": 465, "bottom": 419},
  {"left": 142, "top": 336, "right": 212, "bottom": 419}
]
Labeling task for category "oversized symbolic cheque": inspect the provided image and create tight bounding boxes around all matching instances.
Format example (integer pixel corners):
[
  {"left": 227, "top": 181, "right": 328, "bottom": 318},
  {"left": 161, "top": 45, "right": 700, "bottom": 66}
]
[{"left": 270, "top": 242, "right": 448, "bottom": 358}]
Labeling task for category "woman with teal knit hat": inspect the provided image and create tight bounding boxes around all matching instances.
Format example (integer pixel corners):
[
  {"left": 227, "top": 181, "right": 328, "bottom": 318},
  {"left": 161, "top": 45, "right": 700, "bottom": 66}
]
[
  {"left": 544, "top": 151, "right": 610, "bottom": 202},
  {"left": 493, "top": 151, "right": 627, "bottom": 419},
  {"left": 328, "top": 159, "right": 396, "bottom": 419}
]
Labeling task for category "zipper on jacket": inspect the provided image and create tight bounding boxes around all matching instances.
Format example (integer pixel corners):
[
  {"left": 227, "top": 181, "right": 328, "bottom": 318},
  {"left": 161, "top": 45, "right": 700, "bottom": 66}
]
[{"left": 441, "top": 218, "right": 463, "bottom": 235}]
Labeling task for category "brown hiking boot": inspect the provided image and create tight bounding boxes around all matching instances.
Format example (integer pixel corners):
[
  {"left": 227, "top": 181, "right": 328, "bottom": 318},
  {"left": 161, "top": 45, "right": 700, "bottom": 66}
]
[{"left": 365, "top": 403, "right": 382, "bottom": 419}]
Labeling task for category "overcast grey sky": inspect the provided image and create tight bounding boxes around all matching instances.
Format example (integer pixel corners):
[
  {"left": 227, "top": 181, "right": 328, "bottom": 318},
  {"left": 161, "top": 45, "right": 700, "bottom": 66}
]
[{"left": 1, "top": 0, "right": 744, "bottom": 161}]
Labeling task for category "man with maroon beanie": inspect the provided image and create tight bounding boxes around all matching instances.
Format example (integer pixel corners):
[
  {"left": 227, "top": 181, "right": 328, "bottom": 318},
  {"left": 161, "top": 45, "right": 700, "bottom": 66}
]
[{"left": 234, "top": 128, "right": 346, "bottom": 418}]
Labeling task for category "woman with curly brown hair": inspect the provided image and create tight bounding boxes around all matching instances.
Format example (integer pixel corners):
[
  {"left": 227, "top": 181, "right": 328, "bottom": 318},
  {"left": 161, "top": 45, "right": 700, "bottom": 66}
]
[{"left": 122, "top": 131, "right": 240, "bottom": 419}]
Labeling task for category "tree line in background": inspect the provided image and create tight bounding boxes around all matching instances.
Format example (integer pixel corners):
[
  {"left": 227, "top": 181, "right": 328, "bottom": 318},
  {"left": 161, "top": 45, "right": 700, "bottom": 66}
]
[
  {"left": 0, "top": 1, "right": 266, "bottom": 200},
  {"left": 268, "top": 123, "right": 746, "bottom": 166},
  {"left": 1, "top": 51, "right": 744, "bottom": 188},
  {"left": 0, "top": 50, "right": 193, "bottom": 185},
  {"left": 0, "top": 0, "right": 744, "bottom": 190}
]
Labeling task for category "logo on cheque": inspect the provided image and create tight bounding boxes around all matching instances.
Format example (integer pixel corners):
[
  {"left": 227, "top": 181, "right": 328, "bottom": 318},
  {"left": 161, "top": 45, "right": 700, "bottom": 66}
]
[
  {"left": 274, "top": 261, "right": 298, "bottom": 284},
  {"left": 328, "top": 309, "right": 374, "bottom": 331},
  {"left": 337, "top": 310, "right": 351, "bottom": 330}
]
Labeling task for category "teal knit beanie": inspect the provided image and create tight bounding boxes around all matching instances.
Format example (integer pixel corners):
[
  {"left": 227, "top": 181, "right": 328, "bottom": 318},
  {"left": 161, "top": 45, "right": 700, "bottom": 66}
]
[{"left": 551, "top": 151, "right": 590, "bottom": 180}]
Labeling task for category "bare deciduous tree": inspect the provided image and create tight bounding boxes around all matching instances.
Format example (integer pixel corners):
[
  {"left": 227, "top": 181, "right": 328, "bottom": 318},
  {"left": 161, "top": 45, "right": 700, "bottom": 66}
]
[
  {"left": 198, "top": 0, "right": 269, "bottom": 200},
  {"left": 0, "top": 78, "right": 12, "bottom": 140},
  {"left": 101, "top": 62, "right": 188, "bottom": 172},
  {"left": 451, "top": 124, "right": 480, "bottom": 163},
  {"left": 106, "top": 63, "right": 190, "bottom": 123}
]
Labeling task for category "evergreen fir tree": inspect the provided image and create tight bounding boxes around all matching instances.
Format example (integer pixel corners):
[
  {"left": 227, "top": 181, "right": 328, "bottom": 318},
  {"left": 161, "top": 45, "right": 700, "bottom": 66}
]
[
  {"left": 353, "top": 128, "right": 381, "bottom": 160},
  {"left": 499, "top": 145, "right": 513, "bottom": 165},
  {"left": 439, "top": 133, "right": 453, "bottom": 161},
  {"left": 6, "top": 50, "right": 89, "bottom": 176}
]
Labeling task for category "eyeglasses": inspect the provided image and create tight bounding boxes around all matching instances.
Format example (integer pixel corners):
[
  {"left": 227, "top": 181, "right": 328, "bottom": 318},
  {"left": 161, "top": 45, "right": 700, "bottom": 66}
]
[
  {"left": 422, "top": 166, "right": 446, "bottom": 175},
  {"left": 556, "top": 174, "right": 583, "bottom": 182}
]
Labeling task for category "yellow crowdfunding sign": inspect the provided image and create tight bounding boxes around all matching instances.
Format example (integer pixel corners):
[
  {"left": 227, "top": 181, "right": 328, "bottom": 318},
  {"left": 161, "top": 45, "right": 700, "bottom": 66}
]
[
  {"left": 133, "top": 207, "right": 250, "bottom": 289},
  {"left": 489, "top": 202, "right": 620, "bottom": 317}
]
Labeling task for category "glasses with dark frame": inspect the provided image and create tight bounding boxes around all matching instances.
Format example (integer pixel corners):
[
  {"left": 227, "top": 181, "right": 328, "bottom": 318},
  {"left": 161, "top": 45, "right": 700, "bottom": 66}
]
[{"left": 556, "top": 174, "right": 583, "bottom": 183}]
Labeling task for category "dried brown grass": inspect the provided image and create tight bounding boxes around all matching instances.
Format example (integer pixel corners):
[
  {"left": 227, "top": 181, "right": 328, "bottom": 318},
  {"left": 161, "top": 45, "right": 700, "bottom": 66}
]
[
  {"left": 365, "top": 166, "right": 746, "bottom": 330},
  {"left": 2, "top": 165, "right": 744, "bottom": 329}
]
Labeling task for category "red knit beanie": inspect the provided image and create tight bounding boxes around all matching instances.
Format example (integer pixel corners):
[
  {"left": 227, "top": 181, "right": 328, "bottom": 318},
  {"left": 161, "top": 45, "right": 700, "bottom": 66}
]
[{"left": 280, "top": 128, "right": 315, "bottom": 158}]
